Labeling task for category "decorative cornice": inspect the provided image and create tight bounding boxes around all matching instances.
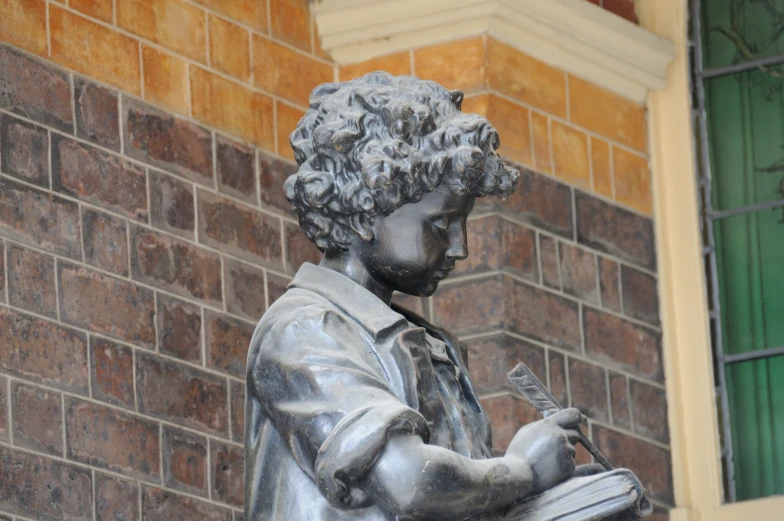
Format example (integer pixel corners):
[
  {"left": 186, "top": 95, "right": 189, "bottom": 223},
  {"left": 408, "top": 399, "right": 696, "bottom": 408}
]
[{"left": 312, "top": 0, "right": 676, "bottom": 103}]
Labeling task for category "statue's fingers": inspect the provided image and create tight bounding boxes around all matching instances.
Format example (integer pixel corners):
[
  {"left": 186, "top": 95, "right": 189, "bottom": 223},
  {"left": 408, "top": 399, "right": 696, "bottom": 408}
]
[{"left": 548, "top": 408, "right": 582, "bottom": 427}]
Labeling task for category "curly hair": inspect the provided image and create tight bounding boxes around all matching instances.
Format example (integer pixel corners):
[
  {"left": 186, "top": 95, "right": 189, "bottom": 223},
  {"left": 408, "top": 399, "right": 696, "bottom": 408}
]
[{"left": 284, "top": 72, "right": 519, "bottom": 252}]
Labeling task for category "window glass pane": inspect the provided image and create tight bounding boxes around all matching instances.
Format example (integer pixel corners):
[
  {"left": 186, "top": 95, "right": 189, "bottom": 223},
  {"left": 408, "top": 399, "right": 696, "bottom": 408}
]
[
  {"left": 702, "top": 0, "right": 784, "bottom": 71},
  {"left": 705, "top": 65, "right": 784, "bottom": 212},
  {"left": 714, "top": 207, "right": 784, "bottom": 355},
  {"left": 725, "top": 354, "right": 784, "bottom": 500}
]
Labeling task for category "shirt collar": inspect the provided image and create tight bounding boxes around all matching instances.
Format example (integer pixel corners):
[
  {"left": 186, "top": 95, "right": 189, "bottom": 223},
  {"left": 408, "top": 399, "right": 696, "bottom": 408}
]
[{"left": 288, "top": 263, "right": 409, "bottom": 339}]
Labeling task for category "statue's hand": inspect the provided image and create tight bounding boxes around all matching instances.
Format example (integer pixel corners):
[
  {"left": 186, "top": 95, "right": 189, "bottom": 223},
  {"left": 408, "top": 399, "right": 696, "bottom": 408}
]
[{"left": 504, "top": 408, "right": 582, "bottom": 494}]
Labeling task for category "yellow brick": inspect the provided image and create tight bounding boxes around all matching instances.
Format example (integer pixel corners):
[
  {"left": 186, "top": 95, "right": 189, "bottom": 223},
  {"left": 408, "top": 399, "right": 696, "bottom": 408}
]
[
  {"left": 531, "top": 112, "right": 552, "bottom": 175},
  {"left": 252, "top": 35, "right": 333, "bottom": 107},
  {"left": 190, "top": 66, "right": 274, "bottom": 150},
  {"left": 551, "top": 121, "right": 590, "bottom": 188},
  {"left": 142, "top": 45, "right": 188, "bottom": 115},
  {"left": 276, "top": 102, "right": 306, "bottom": 161},
  {"left": 461, "top": 94, "right": 489, "bottom": 117},
  {"left": 269, "top": 0, "right": 311, "bottom": 52},
  {"left": 486, "top": 95, "right": 532, "bottom": 167},
  {"left": 613, "top": 147, "right": 651, "bottom": 214},
  {"left": 339, "top": 52, "right": 411, "bottom": 81},
  {"left": 415, "top": 37, "right": 485, "bottom": 92},
  {"left": 191, "top": 0, "right": 267, "bottom": 33},
  {"left": 0, "top": 0, "right": 47, "bottom": 56},
  {"left": 50, "top": 6, "right": 141, "bottom": 95},
  {"left": 209, "top": 16, "right": 250, "bottom": 81},
  {"left": 569, "top": 75, "right": 647, "bottom": 153},
  {"left": 117, "top": 0, "right": 207, "bottom": 63},
  {"left": 487, "top": 38, "right": 567, "bottom": 118},
  {"left": 590, "top": 136, "right": 613, "bottom": 198},
  {"left": 70, "top": 0, "right": 113, "bottom": 23}
]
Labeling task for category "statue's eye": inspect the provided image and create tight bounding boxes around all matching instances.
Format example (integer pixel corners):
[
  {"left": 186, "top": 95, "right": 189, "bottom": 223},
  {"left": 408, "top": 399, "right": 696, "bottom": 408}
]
[{"left": 431, "top": 217, "right": 450, "bottom": 233}]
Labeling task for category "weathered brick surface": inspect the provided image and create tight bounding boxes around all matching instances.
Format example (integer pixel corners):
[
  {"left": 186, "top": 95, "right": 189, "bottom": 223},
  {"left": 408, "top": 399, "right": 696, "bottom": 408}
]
[
  {"left": 230, "top": 381, "right": 245, "bottom": 444},
  {"left": 150, "top": 170, "right": 196, "bottom": 238},
  {"left": 466, "top": 334, "right": 545, "bottom": 396},
  {"left": 621, "top": 265, "right": 660, "bottom": 325},
  {"left": 225, "top": 257, "right": 266, "bottom": 320},
  {"left": 74, "top": 78, "right": 120, "bottom": 150},
  {"left": 568, "top": 358, "right": 609, "bottom": 423},
  {"left": 598, "top": 256, "right": 621, "bottom": 311},
  {"left": 157, "top": 294, "right": 203, "bottom": 362},
  {"left": 59, "top": 263, "right": 156, "bottom": 347},
  {"left": 198, "top": 190, "right": 283, "bottom": 268},
  {"left": 0, "top": 375, "right": 7, "bottom": 442},
  {"left": 548, "top": 350, "right": 568, "bottom": 406},
  {"left": 163, "top": 426, "right": 208, "bottom": 496},
  {"left": 65, "top": 397, "right": 160, "bottom": 480},
  {"left": 266, "top": 273, "right": 291, "bottom": 307},
  {"left": 142, "top": 486, "right": 232, "bottom": 521},
  {"left": 206, "top": 310, "right": 253, "bottom": 378},
  {"left": 82, "top": 208, "right": 129, "bottom": 276},
  {"left": 52, "top": 134, "right": 148, "bottom": 220},
  {"left": 12, "top": 381, "right": 63, "bottom": 456},
  {"left": 457, "top": 217, "right": 537, "bottom": 281},
  {"left": 0, "top": 240, "right": 4, "bottom": 304},
  {"left": 7, "top": 244, "right": 57, "bottom": 317},
  {"left": 285, "top": 223, "right": 321, "bottom": 274},
  {"left": 539, "top": 234, "right": 560, "bottom": 290},
  {"left": 0, "top": 113, "right": 49, "bottom": 187},
  {"left": 609, "top": 372, "right": 631, "bottom": 430},
  {"left": 630, "top": 379, "right": 669, "bottom": 444},
  {"left": 0, "top": 446, "right": 93, "bottom": 521},
  {"left": 433, "top": 275, "right": 505, "bottom": 335},
  {"left": 0, "top": 45, "right": 73, "bottom": 132},
  {"left": 506, "top": 279, "right": 581, "bottom": 352},
  {"left": 211, "top": 441, "right": 244, "bottom": 506},
  {"left": 124, "top": 98, "right": 213, "bottom": 186},
  {"left": 90, "top": 337, "right": 135, "bottom": 408},
  {"left": 136, "top": 352, "right": 228, "bottom": 436},
  {"left": 0, "top": 308, "right": 88, "bottom": 393},
  {"left": 131, "top": 226, "right": 222, "bottom": 304},
  {"left": 481, "top": 394, "right": 540, "bottom": 452},
  {"left": 499, "top": 168, "right": 573, "bottom": 238},
  {"left": 559, "top": 242, "right": 598, "bottom": 303},
  {"left": 95, "top": 473, "right": 139, "bottom": 521},
  {"left": 0, "top": 177, "right": 81, "bottom": 259},
  {"left": 217, "top": 135, "right": 256, "bottom": 203},
  {"left": 258, "top": 152, "right": 296, "bottom": 215}
]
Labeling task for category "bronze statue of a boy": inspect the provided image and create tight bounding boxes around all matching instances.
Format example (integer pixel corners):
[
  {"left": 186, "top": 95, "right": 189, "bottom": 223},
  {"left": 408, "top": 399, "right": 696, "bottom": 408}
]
[{"left": 244, "top": 73, "right": 603, "bottom": 520}]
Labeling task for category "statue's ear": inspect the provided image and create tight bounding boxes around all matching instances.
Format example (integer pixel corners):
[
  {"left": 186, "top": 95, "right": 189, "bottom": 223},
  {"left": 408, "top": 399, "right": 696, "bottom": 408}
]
[{"left": 450, "top": 90, "right": 464, "bottom": 110}]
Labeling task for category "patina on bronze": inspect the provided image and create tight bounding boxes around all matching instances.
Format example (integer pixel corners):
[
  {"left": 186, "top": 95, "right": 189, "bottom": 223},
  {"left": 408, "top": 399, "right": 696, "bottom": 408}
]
[{"left": 243, "top": 72, "right": 649, "bottom": 520}]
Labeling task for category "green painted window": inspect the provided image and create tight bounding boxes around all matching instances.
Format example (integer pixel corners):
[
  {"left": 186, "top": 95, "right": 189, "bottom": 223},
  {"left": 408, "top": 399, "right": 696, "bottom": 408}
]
[{"left": 696, "top": 0, "right": 784, "bottom": 502}]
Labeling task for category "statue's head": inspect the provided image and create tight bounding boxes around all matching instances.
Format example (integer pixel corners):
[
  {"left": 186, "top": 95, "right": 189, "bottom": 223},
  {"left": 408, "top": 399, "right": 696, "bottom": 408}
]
[{"left": 284, "top": 72, "right": 519, "bottom": 296}]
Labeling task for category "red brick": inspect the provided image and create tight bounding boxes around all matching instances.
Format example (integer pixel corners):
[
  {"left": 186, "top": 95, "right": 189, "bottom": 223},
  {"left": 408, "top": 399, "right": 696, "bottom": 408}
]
[
  {"left": 158, "top": 294, "right": 202, "bottom": 363},
  {"left": 142, "top": 486, "right": 232, "bottom": 521},
  {"left": 211, "top": 441, "right": 244, "bottom": 506},
  {"left": 90, "top": 337, "right": 135, "bottom": 408},
  {"left": 568, "top": 358, "right": 609, "bottom": 423},
  {"left": 481, "top": 394, "right": 540, "bottom": 452},
  {"left": 503, "top": 220, "right": 538, "bottom": 280},
  {"left": 82, "top": 208, "right": 129, "bottom": 277},
  {"left": 507, "top": 279, "right": 581, "bottom": 351},
  {"left": 609, "top": 372, "right": 631, "bottom": 430},
  {"left": 0, "top": 240, "right": 5, "bottom": 304},
  {"left": 432, "top": 275, "right": 505, "bottom": 335},
  {"left": 592, "top": 425, "right": 673, "bottom": 505},
  {"left": 217, "top": 135, "right": 256, "bottom": 204},
  {"left": 456, "top": 216, "right": 502, "bottom": 275},
  {"left": 163, "top": 426, "right": 207, "bottom": 496},
  {"left": 559, "top": 242, "right": 598, "bottom": 303},
  {"left": 539, "top": 234, "right": 560, "bottom": 290},
  {"left": 149, "top": 170, "right": 195, "bottom": 239},
  {"left": 198, "top": 190, "right": 283, "bottom": 268},
  {"left": 466, "top": 334, "right": 545, "bottom": 396},
  {"left": 7, "top": 244, "right": 56, "bottom": 317},
  {"left": 0, "top": 308, "right": 88, "bottom": 393},
  {"left": 621, "top": 265, "right": 659, "bottom": 325},
  {"left": 548, "top": 350, "right": 568, "bottom": 406},
  {"left": 258, "top": 152, "right": 296, "bottom": 215},
  {"left": 230, "top": 381, "right": 245, "bottom": 444},
  {"left": 0, "top": 445, "right": 93, "bottom": 520},
  {"left": 499, "top": 168, "right": 573, "bottom": 238},
  {"left": 583, "top": 307, "right": 662, "bottom": 382},
  {"left": 285, "top": 223, "right": 321, "bottom": 274},
  {"left": 65, "top": 397, "right": 160, "bottom": 481},
  {"left": 0, "top": 177, "right": 81, "bottom": 259},
  {"left": 52, "top": 135, "right": 148, "bottom": 221},
  {"left": 390, "top": 292, "right": 426, "bottom": 316},
  {"left": 0, "top": 113, "right": 49, "bottom": 187},
  {"left": 224, "top": 258, "right": 266, "bottom": 321},
  {"left": 630, "top": 379, "right": 669, "bottom": 444},
  {"left": 206, "top": 310, "right": 253, "bottom": 378},
  {"left": 0, "top": 45, "right": 73, "bottom": 132},
  {"left": 575, "top": 191, "right": 656, "bottom": 271},
  {"left": 603, "top": 0, "right": 638, "bottom": 23},
  {"left": 136, "top": 352, "right": 228, "bottom": 435},
  {"left": 598, "top": 256, "right": 621, "bottom": 312},
  {"left": 95, "top": 474, "right": 139, "bottom": 521},
  {"left": 0, "top": 375, "right": 7, "bottom": 442},
  {"left": 59, "top": 263, "right": 156, "bottom": 347},
  {"left": 124, "top": 98, "right": 213, "bottom": 186},
  {"left": 12, "top": 381, "right": 63, "bottom": 456},
  {"left": 266, "top": 272, "right": 290, "bottom": 307},
  {"left": 131, "top": 226, "right": 222, "bottom": 305},
  {"left": 74, "top": 78, "right": 120, "bottom": 151}
]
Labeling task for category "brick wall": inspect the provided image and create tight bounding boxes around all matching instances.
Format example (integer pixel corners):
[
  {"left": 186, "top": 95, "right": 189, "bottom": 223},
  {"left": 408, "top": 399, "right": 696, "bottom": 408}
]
[{"left": 0, "top": 0, "right": 667, "bottom": 520}]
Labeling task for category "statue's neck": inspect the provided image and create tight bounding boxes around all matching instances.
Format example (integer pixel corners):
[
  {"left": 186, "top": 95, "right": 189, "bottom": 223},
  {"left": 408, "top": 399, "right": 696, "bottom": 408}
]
[{"left": 319, "top": 252, "right": 394, "bottom": 306}]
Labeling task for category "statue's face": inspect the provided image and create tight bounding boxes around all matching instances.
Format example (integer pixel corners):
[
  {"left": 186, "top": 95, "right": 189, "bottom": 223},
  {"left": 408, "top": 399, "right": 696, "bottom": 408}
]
[{"left": 355, "top": 186, "right": 476, "bottom": 297}]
